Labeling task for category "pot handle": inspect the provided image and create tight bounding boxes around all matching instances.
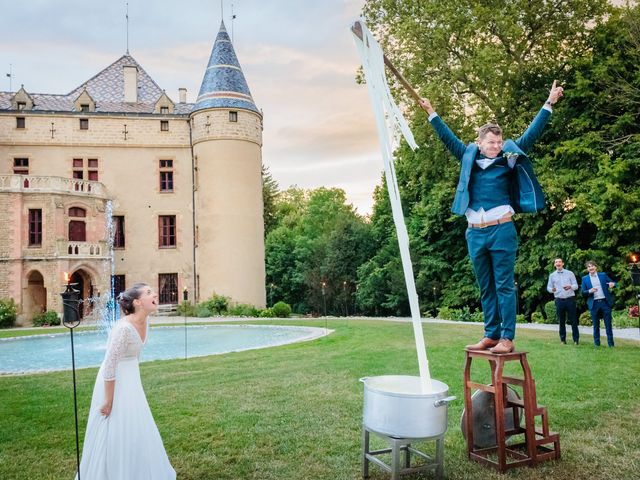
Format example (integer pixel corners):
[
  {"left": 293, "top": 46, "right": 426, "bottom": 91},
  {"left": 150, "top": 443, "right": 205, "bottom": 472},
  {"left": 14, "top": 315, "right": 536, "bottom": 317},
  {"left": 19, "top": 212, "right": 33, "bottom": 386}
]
[{"left": 434, "top": 396, "right": 457, "bottom": 407}]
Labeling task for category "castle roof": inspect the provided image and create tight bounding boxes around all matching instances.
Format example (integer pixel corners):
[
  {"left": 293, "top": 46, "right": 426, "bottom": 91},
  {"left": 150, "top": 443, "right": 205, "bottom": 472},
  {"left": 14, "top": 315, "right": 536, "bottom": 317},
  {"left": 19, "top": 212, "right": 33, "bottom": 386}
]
[
  {"left": 0, "top": 55, "right": 193, "bottom": 115},
  {"left": 193, "top": 21, "right": 260, "bottom": 115}
]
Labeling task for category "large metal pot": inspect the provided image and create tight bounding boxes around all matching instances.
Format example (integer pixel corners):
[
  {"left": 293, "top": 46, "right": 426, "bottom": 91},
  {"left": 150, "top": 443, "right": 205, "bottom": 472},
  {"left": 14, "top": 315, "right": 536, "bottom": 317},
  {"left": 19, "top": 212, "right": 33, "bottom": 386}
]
[{"left": 361, "top": 375, "right": 456, "bottom": 438}]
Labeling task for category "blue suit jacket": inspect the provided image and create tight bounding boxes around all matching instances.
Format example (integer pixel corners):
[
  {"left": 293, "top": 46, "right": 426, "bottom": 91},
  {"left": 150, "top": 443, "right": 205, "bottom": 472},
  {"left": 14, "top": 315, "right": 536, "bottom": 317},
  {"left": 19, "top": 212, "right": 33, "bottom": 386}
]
[
  {"left": 430, "top": 108, "right": 551, "bottom": 215},
  {"left": 581, "top": 272, "right": 616, "bottom": 309}
]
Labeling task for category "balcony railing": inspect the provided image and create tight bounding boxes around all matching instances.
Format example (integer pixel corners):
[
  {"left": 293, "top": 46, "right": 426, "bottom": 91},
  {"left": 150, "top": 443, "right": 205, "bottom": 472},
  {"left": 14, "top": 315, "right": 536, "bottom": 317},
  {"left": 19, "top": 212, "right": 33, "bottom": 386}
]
[
  {"left": 0, "top": 175, "right": 108, "bottom": 198},
  {"left": 57, "top": 240, "right": 110, "bottom": 258}
]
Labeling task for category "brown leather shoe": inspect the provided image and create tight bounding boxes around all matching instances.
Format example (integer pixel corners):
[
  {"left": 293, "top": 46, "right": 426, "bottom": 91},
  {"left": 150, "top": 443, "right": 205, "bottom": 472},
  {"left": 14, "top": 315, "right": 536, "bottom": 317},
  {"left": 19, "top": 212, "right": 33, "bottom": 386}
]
[
  {"left": 489, "top": 339, "right": 514, "bottom": 354},
  {"left": 465, "top": 337, "right": 499, "bottom": 350}
]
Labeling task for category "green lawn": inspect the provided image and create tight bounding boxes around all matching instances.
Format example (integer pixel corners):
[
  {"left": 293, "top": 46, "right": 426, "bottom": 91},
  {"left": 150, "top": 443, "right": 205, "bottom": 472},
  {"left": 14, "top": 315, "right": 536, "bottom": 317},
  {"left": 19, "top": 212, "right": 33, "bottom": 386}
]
[{"left": 0, "top": 320, "right": 638, "bottom": 479}]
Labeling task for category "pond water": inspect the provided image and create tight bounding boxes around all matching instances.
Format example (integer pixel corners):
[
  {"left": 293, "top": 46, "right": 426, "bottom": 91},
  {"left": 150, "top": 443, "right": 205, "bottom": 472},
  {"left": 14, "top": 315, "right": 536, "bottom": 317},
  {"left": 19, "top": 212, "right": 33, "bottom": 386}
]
[{"left": 0, "top": 324, "right": 326, "bottom": 374}]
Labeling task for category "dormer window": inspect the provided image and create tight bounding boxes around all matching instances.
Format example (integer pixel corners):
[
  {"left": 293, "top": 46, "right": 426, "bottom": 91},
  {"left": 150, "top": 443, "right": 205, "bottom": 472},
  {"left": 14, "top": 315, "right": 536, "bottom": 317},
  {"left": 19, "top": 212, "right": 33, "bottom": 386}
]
[
  {"left": 229, "top": 111, "right": 238, "bottom": 122},
  {"left": 80, "top": 104, "right": 90, "bottom": 112},
  {"left": 160, "top": 106, "right": 169, "bottom": 114},
  {"left": 17, "top": 102, "right": 26, "bottom": 110}
]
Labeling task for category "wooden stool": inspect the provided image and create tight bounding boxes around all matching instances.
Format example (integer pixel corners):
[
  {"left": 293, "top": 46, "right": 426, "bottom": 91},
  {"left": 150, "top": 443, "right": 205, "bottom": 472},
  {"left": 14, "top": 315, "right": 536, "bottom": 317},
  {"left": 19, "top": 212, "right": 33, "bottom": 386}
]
[
  {"left": 362, "top": 425, "right": 444, "bottom": 480},
  {"left": 463, "top": 349, "right": 560, "bottom": 472}
]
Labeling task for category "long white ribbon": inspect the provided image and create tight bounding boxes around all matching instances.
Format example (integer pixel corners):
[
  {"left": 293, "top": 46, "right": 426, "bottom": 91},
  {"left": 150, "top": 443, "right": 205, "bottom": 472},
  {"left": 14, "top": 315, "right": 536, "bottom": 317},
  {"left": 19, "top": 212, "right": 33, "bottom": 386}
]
[{"left": 352, "top": 21, "right": 432, "bottom": 392}]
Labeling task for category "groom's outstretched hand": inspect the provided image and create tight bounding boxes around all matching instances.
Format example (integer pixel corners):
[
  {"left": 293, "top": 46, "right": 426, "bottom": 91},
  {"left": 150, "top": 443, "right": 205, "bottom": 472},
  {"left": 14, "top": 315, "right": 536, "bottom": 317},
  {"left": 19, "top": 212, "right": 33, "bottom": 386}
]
[{"left": 547, "top": 80, "right": 564, "bottom": 105}]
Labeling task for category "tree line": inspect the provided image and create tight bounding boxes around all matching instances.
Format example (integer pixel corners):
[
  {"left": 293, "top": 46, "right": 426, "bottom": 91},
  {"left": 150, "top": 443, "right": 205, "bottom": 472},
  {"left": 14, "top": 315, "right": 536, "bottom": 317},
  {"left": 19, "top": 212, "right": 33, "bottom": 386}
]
[{"left": 264, "top": 1, "right": 640, "bottom": 318}]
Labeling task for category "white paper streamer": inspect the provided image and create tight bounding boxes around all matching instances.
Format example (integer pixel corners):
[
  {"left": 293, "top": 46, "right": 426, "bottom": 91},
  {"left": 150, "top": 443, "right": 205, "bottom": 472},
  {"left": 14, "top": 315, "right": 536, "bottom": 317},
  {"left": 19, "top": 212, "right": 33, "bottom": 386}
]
[{"left": 352, "top": 21, "right": 432, "bottom": 392}]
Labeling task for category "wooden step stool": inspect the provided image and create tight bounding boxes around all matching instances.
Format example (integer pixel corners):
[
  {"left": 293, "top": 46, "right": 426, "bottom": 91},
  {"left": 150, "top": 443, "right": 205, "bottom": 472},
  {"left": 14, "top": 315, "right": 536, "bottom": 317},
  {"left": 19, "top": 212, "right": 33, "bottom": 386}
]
[{"left": 463, "top": 349, "right": 560, "bottom": 472}]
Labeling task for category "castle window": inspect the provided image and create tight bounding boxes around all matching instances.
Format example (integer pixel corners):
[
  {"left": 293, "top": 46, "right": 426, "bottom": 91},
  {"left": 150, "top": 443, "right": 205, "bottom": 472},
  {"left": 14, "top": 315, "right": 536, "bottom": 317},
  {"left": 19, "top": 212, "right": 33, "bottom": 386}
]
[
  {"left": 80, "top": 118, "right": 89, "bottom": 130},
  {"left": 73, "top": 158, "right": 83, "bottom": 168},
  {"left": 160, "top": 120, "right": 169, "bottom": 131},
  {"left": 158, "top": 273, "right": 178, "bottom": 304},
  {"left": 229, "top": 111, "right": 238, "bottom": 122},
  {"left": 80, "top": 104, "right": 90, "bottom": 112},
  {"left": 88, "top": 158, "right": 98, "bottom": 181},
  {"left": 68, "top": 221, "right": 86, "bottom": 242},
  {"left": 160, "top": 106, "right": 169, "bottom": 114},
  {"left": 16, "top": 117, "right": 25, "bottom": 129},
  {"left": 112, "top": 274, "right": 126, "bottom": 298},
  {"left": 113, "top": 216, "right": 125, "bottom": 249},
  {"left": 28, "top": 209, "right": 42, "bottom": 246},
  {"left": 17, "top": 102, "right": 26, "bottom": 110},
  {"left": 73, "top": 171, "right": 84, "bottom": 180},
  {"left": 13, "top": 158, "right": 29, "bottom": 175},
  {"left": 159, "top": 159, "right": 174, "bottom": 192},
  {"left": 68, "top": 207, "right": 86, "bottom": 217},
  {"left": 158, "top": 215, "right": 176, "bottom": 248}
]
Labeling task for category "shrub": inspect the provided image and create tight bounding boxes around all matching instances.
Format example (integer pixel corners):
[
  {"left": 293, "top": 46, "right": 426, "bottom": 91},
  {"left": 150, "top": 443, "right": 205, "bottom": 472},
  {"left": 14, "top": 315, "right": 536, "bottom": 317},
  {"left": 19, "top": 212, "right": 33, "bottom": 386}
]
[
  {"left": 176, "top": 301, "right": 197, "bottom": 317},
  {"left": 579, "top": 310, "right": 592, "bottom": 326},
  {"left": 437, "top": 306, "right": 455, "bottom": 320},
  {"left": 612, "top": 310, "right": 635, "bottom": 328},
  {"left": 0, "top": 298, "right": 17, "bottom": 328},
  {"left": 204, "top": 294, "right": 229, "bottom": 315},
  {"left": 516, "top": 314, "right": 527, "bottom": 324},
  {"left": 531, "top": 311, "right": 544, "bottom": 324},
  {"left": 543, "top": 301, "right": 557, "bottom": 324},
  {"left": 628, "top": 305, "right": 639, "bottom": 318},
  {"left": 260, "top": 308, "right": 274, "bottom": 318},
  {"left": 195, "top": 303, "right": 212, "bottom": 318},
  {"left": 228, "top": 303, "right": 260, "bottom": 317},
  {"left": 32, "top": 311, "right": 61, "bottom": 327},
  {"left": 271, "top": 301, "right": 292, "bottom": 318}
]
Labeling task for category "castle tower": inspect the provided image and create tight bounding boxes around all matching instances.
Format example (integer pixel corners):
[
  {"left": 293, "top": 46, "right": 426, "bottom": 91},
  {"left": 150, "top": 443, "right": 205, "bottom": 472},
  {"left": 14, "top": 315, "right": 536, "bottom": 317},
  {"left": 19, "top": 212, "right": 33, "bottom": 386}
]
[{"left": 191, "top": 21, "right": 265, "bottom": 307}]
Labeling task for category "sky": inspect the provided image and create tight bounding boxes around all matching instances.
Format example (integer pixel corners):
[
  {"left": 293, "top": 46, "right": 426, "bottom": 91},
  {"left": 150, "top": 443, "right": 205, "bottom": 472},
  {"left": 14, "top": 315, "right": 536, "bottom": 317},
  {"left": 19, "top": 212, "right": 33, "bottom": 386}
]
[{"left": 1, "top": 0, "right": 383, "bottom": 215}]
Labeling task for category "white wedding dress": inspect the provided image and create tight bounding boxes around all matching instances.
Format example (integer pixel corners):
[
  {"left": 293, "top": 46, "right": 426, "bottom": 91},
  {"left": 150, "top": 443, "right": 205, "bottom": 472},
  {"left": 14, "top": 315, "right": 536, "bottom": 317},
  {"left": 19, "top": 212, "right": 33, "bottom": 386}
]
[{"left": 77, "top": 321, "right": 176, "bottom": 479}]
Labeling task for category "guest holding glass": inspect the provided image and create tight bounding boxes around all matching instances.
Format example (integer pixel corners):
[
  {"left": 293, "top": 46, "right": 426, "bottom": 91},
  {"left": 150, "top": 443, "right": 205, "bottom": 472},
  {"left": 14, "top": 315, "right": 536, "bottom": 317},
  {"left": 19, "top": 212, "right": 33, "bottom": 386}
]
[{"left": 547, "top": 257, "right": 579, "bottom": 345}]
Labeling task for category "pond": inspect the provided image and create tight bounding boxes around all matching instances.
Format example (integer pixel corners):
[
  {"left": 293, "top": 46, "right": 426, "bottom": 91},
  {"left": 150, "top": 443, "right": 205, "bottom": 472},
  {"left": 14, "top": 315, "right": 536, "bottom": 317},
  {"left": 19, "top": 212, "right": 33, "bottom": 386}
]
[{"left": 0, "top": 324, "right": 327, "bottom": 374}]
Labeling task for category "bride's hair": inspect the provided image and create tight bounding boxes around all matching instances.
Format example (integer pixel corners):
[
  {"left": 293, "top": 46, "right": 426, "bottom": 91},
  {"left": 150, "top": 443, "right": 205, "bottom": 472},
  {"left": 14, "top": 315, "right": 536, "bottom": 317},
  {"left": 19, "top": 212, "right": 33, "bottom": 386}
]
[{"left": 117, "top": 283, "right": 149, "bottom": 315}]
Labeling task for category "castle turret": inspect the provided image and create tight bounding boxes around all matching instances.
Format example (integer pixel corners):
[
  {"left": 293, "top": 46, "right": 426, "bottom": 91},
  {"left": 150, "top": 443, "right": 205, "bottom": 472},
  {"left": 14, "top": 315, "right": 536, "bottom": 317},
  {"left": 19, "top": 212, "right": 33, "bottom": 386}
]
[{"left": 191, "top": 21, "right": 265, "bottom": 307}]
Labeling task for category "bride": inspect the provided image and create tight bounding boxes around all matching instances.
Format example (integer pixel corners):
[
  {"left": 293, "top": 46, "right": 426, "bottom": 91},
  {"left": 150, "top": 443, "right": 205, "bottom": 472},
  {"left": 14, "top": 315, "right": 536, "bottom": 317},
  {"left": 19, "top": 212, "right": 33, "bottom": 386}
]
[{"left": 77, "top": 283, "right": 176, "bottom": 479}]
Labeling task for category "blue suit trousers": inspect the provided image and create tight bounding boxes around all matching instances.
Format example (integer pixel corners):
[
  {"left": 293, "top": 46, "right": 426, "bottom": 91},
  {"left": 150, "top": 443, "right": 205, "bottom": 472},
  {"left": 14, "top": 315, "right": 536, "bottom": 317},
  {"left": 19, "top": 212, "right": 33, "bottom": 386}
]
[{"left": 465, "top": 222, "right": 518, "bottom": 340}]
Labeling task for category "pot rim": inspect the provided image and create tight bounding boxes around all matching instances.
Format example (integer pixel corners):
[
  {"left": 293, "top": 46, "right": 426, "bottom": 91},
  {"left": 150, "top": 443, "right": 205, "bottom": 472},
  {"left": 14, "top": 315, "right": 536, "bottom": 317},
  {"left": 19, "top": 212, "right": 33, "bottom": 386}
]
[{"left": 362, "top": 375, "right": 449, "bottom": 398}]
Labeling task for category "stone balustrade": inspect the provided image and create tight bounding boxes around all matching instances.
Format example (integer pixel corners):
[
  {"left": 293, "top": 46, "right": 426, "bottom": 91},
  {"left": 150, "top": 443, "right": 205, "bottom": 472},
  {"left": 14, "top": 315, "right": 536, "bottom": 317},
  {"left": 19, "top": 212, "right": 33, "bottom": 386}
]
[{"left": 0, "top": 175, "right": 109, "bottom": 198}]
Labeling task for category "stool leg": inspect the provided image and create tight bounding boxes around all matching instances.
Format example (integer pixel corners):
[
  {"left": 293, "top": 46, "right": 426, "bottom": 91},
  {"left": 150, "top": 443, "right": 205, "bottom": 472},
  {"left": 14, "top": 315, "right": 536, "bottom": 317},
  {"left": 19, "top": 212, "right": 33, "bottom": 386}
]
[
  {"left": 362, "top": 427, "right": 370, "bottom": 479},
  {"left": 435, "top": 435, "right": 444, "bottom": 480},
  {"left": 405, "top": 442, "right": 411, "bottom": 469},
  {"left": 391, "top": 438, "right": 400, "bottom": 480}
]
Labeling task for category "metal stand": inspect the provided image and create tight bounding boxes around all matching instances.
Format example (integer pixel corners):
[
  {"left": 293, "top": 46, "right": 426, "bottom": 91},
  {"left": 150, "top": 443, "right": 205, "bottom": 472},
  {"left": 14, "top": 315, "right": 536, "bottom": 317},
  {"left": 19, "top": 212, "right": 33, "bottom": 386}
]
[
  {"left": 463, "top": 349, "right": 560, "bottom": 473},
  {"left": 362, "top": 426, "right": 444, "bottom": 480}
]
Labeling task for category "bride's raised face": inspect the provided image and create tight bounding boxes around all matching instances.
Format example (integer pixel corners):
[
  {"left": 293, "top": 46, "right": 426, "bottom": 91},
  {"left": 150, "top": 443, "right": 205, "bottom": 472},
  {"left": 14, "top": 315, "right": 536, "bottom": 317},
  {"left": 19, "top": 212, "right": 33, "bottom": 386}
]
[{"left": 134, "top": 286, "right": 159, "bottom": 314}]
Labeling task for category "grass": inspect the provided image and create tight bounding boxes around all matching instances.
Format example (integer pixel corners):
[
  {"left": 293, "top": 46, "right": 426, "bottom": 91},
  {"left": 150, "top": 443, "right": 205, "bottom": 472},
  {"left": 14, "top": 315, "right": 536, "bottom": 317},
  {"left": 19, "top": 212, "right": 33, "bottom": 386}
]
[{"left": 0, "top": 319, "right": 638, "bottom": 479}]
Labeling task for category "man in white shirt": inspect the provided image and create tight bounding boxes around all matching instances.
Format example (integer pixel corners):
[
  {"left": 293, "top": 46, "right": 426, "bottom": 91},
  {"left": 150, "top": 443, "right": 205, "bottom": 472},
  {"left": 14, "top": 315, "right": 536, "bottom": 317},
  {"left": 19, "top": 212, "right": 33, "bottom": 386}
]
[
  {"left": 547, "top": 258, "right": 579, "bottom": 344},
  {"left": 581, "top": 260, "right": 616, "bottom": 347}
]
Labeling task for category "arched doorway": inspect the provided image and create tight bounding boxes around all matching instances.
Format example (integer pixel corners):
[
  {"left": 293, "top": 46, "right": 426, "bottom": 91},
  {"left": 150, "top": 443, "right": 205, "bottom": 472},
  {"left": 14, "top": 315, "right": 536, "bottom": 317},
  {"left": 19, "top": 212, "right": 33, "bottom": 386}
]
[
  {"left": 25, "top": 270, "right": 46, "bottom": 320},
  {"left": 70, "top": 269, "right": 94, "bottom": 319}
]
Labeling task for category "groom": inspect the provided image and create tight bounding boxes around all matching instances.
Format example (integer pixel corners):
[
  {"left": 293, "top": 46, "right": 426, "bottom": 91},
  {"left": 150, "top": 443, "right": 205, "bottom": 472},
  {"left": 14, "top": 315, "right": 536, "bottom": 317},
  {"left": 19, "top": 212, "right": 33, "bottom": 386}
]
[{"left": 420, "top": 81, "right": 563, "bottom": 354}]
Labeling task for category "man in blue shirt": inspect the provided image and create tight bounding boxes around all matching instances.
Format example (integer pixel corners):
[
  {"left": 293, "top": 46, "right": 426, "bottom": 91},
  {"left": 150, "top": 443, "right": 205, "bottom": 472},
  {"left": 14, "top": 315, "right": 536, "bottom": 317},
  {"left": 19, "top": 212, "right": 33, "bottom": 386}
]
[
  {"left": 420, "top": 81, "right": 563, "bottom": 354},
  {"left": 581, "top": 260, "right": 617, "bottom": 347},
  {"left": 547, "top": 257, "right": 580, "bottom": 344}
]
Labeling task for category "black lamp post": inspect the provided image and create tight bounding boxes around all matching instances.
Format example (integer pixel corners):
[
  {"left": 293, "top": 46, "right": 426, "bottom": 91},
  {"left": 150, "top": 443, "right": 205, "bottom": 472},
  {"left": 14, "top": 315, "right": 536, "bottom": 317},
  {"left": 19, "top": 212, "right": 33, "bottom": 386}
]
[
  {"left": 321, "top": 281, "right": 327, "bottom": 332},
  {"left": 629, "top": 255, "right": 640, "bottom": 334},
  {"left": 343, "top": 281, "right": 348, "bottom": 317},
  {"left": 60, "top": 273, "right": 82, "bottom": 480},
  {"left": 514, "top": 281, "right": 520, "bottom": 316},
  {"left": 183, "top": 287, "right": 189, "bottom": 360}
]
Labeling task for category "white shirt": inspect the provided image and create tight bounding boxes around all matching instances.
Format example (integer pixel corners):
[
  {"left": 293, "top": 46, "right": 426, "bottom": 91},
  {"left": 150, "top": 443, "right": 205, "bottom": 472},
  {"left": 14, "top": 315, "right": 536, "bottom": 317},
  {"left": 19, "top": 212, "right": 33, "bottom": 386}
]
[
  {"left": 589, "top": 273, "right": 606, "bottom": 300},
  {"left": 428, "top": 104, "right": 553, "bottom": 224},
  {"left": 547, "top": 269, "right": 578, "bottom": 299}
]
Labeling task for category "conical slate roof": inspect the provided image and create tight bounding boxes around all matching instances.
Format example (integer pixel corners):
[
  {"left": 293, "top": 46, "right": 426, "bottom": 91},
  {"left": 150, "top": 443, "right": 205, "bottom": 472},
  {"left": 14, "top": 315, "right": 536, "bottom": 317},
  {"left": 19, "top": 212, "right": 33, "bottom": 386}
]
[{"left": 194, "top": 21, "right": 259, "bottom": 114}]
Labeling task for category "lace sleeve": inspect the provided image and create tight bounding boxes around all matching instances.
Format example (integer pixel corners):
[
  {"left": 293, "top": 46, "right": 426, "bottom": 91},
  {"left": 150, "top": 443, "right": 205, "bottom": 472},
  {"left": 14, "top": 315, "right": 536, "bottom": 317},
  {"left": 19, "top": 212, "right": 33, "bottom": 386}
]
[{"left": 102, "top": 325, "right": 130, "bottom": 381}]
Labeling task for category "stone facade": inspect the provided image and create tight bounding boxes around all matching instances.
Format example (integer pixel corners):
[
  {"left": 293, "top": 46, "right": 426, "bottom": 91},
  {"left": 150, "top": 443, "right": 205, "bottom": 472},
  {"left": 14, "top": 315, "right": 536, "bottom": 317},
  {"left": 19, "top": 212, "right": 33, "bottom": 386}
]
[{"left": 0, "top": 24, "right": 266, "bottom": 324}]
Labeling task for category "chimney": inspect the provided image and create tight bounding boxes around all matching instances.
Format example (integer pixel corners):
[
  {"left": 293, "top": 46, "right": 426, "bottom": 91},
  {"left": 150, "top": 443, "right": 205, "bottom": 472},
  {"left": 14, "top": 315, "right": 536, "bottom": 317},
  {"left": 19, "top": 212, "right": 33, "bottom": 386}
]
[
  {"left": 123, "top": 65, "right": 138, "bottom": 103},
  {"left": 179, "top": 88, "right": 187, "bottom": 103}
]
